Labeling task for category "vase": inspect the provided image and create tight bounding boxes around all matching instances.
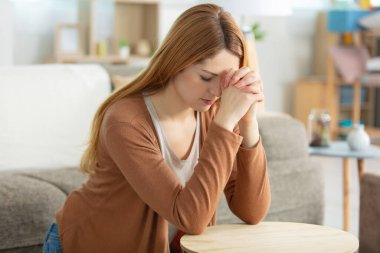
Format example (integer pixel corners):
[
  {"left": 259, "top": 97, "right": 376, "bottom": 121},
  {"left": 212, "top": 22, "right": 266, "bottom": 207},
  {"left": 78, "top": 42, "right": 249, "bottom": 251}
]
[
  {"left": 119, "top": 46, "right": 130, "bottom": 59},
  {"left": 136, "top": 39, "right": 151, "bottom": 57},
  {"left": 347, "top": 124, "right": 370, "bottom": 151}
]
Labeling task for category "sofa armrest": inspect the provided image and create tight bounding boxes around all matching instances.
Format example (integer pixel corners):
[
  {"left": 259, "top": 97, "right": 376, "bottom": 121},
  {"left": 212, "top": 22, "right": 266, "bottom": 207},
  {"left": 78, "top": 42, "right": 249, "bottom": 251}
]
[{"left": 359, "top": 172, "right": 380, "bottom": 252}]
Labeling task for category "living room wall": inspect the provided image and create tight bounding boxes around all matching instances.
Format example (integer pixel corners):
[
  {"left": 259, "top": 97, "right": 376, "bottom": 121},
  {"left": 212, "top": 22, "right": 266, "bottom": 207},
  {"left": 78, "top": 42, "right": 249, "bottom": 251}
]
[
  {"left": 11, "top": 0, "right": 77, "bottom": 64},
  {"left": 0, "top": 0, "right": 13, "bottom": 66},
  {"left": 3, "top": 0, "right": 324, "bottom": 113}
]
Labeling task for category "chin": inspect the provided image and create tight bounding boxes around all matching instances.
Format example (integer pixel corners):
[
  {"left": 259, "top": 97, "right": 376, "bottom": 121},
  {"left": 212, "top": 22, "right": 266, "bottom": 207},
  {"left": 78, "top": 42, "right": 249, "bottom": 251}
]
[
  {"left": 193, "top": 104, "right": 212, "bottom": 112},
  {"left": 196, "top": 108, "right": 210, "bottom": 112}
]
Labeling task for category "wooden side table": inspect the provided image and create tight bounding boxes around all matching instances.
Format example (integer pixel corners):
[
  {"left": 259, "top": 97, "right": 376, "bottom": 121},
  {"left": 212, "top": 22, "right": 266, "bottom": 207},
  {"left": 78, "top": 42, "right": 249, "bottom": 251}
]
[
  {"left": 309, "top": 141, "right": 380, "bottom": 231},
  {"left": 180, "top": 222, "right": 358, "bottom": 253}
]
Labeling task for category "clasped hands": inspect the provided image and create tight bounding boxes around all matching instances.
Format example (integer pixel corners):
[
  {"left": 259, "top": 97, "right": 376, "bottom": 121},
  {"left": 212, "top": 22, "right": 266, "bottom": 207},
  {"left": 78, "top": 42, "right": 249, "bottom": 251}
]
[{"left": 219, "top": 67, "right": 264, "bottom": 123}]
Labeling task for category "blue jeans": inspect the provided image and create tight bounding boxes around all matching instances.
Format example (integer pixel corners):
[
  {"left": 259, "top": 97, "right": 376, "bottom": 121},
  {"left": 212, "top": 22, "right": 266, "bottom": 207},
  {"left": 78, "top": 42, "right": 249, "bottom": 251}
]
[{"left": 42, "top": 223, "right": 62, "bottom": 253}]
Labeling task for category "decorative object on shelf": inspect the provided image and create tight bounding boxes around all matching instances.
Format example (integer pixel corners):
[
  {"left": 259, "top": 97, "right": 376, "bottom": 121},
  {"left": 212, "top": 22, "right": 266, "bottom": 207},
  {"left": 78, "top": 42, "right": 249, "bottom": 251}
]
[
  {"left": 308, "top": 109, "right": 331, "bottom": 147},
  {"left": 358, "top": 0, "right": 372, "bottom": 9},
  {"left": 327, "top": 9, "right": 373, "bottom": 33},
  {"left": 366, "top": 57, "right": 380, "bottom": 71},
  {"left": 347, "top": 123, "right": 370, "bottom": 150},
  {"left": 328, "top": 45, "right": 370, "bottom": 83},
  {"left": 96, "top": 41, "right": 108, "bottom": 56},
  {"left": 135, "top": 39, "right": 151, "bottom": 57},
  {"left": 118, "top": 39, "right": 130, "bottom": 60},
  {"left": 359, "top": 10, "right": 380, "bottom": 29},
  {"left": 251, "top": 22, "right": 265, "bottom": 41},
  {"left": 54, "top": 23, "right": 83, "bottom": 60}
]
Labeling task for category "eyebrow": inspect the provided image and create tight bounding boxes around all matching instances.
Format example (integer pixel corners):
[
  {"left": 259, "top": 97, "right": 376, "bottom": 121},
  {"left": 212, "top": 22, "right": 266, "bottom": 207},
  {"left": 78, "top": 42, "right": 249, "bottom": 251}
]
[{"left": 201, "top": 69, "right": 218, "bottom": 76}]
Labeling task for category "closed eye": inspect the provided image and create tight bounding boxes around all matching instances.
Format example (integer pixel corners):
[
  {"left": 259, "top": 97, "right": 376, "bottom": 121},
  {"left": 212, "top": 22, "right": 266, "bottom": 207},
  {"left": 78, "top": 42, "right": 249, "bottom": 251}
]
[{"left": 200, "top": 76, "right": 213, "bottom": 82}]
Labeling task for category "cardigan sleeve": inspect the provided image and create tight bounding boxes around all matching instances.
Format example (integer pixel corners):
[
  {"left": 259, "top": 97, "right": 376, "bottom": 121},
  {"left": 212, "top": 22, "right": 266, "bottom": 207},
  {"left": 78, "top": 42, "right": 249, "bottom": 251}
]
[
  {"left": 223, "top": 127, "right": 271, "bottom": 224},
  {"left": 104, "top": 121, "right": 242, "bottom": 234}
]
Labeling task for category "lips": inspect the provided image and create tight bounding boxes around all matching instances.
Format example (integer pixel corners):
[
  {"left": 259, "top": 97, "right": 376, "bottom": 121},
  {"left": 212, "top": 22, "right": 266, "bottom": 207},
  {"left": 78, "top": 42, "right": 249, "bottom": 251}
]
[{"left": 201, "top": 99, "right": 215, "bottom": 105}]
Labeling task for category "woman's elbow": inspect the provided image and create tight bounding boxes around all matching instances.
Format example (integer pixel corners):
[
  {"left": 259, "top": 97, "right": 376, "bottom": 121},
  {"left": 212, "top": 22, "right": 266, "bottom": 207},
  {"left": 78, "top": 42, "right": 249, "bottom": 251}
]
[
  {"left": 241, "top": 199, "right": 271, "bottom": 225},
  {"left": 183, "top": 223, "right": 207, "bottom": 235},
  {"left": 243, "top": 213, "right": 266, "bottom": 225}
]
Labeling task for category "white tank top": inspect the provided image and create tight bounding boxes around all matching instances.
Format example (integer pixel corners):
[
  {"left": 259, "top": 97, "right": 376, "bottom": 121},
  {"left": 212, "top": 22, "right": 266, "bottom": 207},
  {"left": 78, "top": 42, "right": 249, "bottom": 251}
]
[{"left": 143, "top": 94, "right": 200, "bottom": 242}]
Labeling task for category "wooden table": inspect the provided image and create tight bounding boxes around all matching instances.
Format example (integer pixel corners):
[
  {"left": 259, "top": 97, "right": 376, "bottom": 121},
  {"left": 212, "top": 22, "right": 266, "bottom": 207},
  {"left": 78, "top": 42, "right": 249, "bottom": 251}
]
[
  {"left": 309, "top": 141, "right": 380, "bottom": 231},
  {"left": 180, "top": 222, "right": 358, "bottom": 253}
]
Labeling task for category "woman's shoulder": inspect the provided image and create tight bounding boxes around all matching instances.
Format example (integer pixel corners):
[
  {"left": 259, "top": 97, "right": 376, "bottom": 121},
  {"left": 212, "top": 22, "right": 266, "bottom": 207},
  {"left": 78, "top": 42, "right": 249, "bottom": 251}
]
[{"left": 103, "top": 93, "right": 151, "bottom": 129}]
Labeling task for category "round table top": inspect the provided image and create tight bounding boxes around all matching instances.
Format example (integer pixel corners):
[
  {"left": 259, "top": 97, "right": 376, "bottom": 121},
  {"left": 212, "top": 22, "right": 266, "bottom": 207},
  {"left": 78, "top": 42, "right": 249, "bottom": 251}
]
[
  {"left": 180, "top": 222, "right": 358, "bottom": 253},
  {"left": 309, "top": 141, "right": 380, "bottom": 159}
]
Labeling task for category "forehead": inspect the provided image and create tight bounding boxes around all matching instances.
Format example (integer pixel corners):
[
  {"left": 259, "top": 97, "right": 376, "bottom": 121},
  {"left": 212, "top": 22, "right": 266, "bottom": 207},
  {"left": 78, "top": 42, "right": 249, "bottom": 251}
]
[{"left": 196, "top": 49, "right": 240, "bottom": 74}]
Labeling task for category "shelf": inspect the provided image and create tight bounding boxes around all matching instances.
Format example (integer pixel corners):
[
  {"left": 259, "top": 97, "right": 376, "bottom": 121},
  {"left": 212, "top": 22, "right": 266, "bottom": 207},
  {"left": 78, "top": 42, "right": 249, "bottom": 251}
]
[
  {"left": 57, "top": 54, "right": 129, "bottom": 64},
  {"left": 55, "top": 0, "right": 160, "bottom": 64},
  {"left": 340, "top": 102, "right": 371, "bottom": 110},
  {"left": 114, "top": 1, "right": 159, "bottom": 55},
  {"left": 115, "top": 0, "right": 159, "bottom": 4}
]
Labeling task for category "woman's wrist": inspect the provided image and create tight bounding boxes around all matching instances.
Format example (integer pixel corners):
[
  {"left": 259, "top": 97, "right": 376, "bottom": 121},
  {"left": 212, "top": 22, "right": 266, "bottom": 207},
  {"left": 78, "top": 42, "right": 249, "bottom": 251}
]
[
  {"left": 214, "top": 112, "right": 236, "bottom": 132},
  {"left": 239, "top": 119, "right": 260, "bottom": 148}
]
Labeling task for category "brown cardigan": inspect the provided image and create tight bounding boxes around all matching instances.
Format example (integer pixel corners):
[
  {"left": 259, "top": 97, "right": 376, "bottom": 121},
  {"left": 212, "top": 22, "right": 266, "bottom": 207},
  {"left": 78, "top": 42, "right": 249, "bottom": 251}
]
[{"left": 56, "top": 93, "right": 270, "bottom": 253}]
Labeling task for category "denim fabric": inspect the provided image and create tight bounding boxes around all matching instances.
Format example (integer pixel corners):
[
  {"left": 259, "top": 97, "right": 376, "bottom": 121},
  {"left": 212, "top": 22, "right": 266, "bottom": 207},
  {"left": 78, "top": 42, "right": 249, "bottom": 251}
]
[{"left": 42, "top": 223, "right": 62, "bottom": 253}]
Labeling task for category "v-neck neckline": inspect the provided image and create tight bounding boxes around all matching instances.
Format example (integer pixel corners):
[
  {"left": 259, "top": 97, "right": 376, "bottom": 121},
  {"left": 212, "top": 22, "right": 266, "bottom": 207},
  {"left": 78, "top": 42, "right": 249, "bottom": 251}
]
[{"left": 143, "top": 94, "right": 200, "bottom": 162}]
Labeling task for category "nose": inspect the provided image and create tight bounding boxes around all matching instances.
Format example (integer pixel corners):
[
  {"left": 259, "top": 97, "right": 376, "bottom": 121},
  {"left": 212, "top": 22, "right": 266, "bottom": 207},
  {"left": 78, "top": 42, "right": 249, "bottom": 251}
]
[{"left": 209, "top": 79, "right": 222, "bottom": 97}]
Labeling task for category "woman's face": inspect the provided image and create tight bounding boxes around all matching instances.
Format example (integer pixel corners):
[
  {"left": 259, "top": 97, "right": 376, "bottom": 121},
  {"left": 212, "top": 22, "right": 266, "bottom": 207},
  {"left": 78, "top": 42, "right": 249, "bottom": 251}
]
[{"left": 172, "top": 49, "right": 240, "bottom": 112}]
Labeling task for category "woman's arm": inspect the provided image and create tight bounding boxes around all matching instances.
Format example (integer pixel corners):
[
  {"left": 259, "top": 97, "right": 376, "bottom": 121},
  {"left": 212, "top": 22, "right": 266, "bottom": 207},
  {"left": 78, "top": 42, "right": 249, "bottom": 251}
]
[
  {"left": 104, "top": 120, "right": 242, "bottom": 235},
  {"left": 238, "top": 112, "right": 260, "bottom": 148},
  {"left": 224, "top": 125, "right": 271, "bottom": 224},
  {"left": 221, "top": 68, "right": 270, "bottom": 223}
]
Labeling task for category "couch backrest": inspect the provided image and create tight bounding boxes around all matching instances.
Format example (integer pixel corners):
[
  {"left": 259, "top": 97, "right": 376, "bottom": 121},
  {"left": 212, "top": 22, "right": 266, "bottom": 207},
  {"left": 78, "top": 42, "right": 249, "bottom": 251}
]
[
  {"left": 0, "top": 64, "right": 111, "bottom": 171},
  {"left": 258, "top": 114, "right": 309, "bottom": 161}
]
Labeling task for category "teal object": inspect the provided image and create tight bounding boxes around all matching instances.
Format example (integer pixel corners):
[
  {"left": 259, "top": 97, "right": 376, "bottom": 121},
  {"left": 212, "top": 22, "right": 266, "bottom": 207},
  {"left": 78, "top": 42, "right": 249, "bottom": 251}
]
[{"left": 327, "top": 9, "right": 372, "bottom": 33}]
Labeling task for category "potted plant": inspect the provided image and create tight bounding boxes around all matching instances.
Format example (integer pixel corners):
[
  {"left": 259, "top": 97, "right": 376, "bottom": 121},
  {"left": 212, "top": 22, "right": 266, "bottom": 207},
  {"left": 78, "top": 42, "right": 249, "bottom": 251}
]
[{"left": 119, "top": 39, "right": 130, "bottom": 59}]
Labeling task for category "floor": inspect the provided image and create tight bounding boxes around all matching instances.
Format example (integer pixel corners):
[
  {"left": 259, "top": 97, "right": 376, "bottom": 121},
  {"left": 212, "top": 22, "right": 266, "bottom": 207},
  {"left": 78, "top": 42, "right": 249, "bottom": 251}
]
[{"left": 311, "top": 156, "right": 379, "bottom": 238}]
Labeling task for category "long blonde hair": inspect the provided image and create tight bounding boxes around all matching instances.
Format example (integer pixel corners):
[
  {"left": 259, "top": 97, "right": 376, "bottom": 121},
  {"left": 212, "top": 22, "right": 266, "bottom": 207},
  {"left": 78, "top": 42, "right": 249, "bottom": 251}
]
[{"left": 80, "top": 3, "right": 249, "bottom": 174}]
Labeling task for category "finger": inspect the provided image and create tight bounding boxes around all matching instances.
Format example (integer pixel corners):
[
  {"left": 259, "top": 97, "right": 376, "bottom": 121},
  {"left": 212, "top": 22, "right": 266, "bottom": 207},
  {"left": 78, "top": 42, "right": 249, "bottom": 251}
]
[
  {"left": 250, "top": 93, "right": 265, "bottom": 103},
  {"left": 239, "top": 85, "right": 262, "bottom": 94},
  {"left": 258, "top": 93, "right": 265, "bottom": 103},
  {"left": 219, "top": 70, "right": 228, "bottom": 91},
  {"left": 257, "top": 74, "right": 264, "bottom": 92},
  {"left": 235, "top": 73, "right": 261, "bottom": 88},
  {"left": 254, "top": 73, "right": 264, "bottom": 92},
  {"left": 224, "top": 68, "right": 235, "bottom": 89},
  {"left": 230, "top": 67, "right": 251, "bottom": 85}
]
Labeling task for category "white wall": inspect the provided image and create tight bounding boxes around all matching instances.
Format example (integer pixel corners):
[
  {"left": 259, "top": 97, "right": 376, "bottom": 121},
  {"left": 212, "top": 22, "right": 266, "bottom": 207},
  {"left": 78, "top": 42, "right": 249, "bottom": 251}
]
[
  {"left": 11, "top": 0, "right": 77, "bottom": 64},
  {"left": 158, "top": 1, "right": 198, "bottom": 42},
  {"left": 251, "top": 9, "right": 321, "bottom": 112},
  {"left": 0, "top": 0, "right": 13, "bottom": 66}
]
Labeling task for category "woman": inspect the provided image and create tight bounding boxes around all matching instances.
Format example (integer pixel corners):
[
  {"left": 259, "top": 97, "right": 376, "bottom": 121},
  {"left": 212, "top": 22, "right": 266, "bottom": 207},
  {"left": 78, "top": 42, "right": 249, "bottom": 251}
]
[{"left": 43, "top": 3, "right": 270, "bottom": 253}]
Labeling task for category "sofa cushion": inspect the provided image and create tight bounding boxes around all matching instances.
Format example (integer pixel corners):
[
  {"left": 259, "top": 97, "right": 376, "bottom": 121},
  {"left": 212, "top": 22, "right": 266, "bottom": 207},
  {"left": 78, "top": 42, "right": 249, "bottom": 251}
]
[
  {"left": 258, "top": 115, "right": 309, "bottom": 161},
  {"left": 264, "top": 158, "right": 324, "bottom": 224},
  {"left": 19, "top": 167, "right": 88, "bottom": 195},
  {"left": 0, "top": 173, "right": 66, "bottom": 250},
  {"left": 216, "top": 157, "right": 324, "bottom": 225},
  {"left": 0, "top": 64, "right": 111, "bottom": 171}
]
